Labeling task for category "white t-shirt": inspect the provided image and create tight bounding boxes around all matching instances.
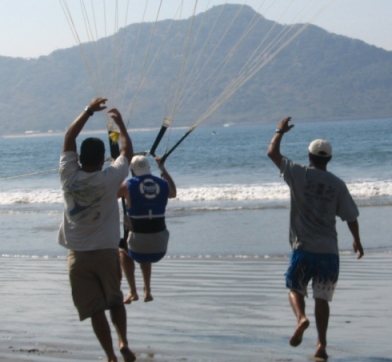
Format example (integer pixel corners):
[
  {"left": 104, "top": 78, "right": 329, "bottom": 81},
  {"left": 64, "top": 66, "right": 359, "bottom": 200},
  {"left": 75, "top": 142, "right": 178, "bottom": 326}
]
[
  {"left": 58, "top": 151, "right": 128, "bottom": 251},
  {"left": 280, "top": 157, "right": 359, "bottom": 255}
]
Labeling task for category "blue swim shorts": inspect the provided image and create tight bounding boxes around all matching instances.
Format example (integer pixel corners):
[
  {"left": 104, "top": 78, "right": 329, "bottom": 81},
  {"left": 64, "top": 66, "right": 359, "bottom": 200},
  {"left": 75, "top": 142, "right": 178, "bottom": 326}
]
[
  {"left": 129, "top": 250, "right": 166, "bottom": 264},
  {"left": 285, "top": 250, "right": 339, "bottom": 302},
  {"left": 127, "top": 230, "right": 168, "bottom": 264}
]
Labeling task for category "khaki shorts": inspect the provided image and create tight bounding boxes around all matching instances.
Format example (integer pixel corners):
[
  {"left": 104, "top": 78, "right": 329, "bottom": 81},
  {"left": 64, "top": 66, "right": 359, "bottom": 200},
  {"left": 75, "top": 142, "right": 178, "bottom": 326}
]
[{"left": 68, "top": 249, "right": 123, "bottom": 321}]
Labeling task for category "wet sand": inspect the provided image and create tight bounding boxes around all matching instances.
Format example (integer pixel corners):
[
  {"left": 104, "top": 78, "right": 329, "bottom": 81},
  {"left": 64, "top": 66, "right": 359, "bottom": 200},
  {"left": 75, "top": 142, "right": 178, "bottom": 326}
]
[{"left": 1, "top": 254, "right": 392, "bottom": 361}]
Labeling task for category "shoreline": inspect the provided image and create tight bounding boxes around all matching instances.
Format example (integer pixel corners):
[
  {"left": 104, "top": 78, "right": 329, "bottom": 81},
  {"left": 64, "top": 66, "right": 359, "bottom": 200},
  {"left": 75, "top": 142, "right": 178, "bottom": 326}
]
[
  {"left": 1, "top": 248, "right": 392, "bottom": 260},
  {"left": 1, "top": 126, "right": 189, "bottom": 139},
  {"left": 2, "top": 117, "right": 391, "bottom": 138}
]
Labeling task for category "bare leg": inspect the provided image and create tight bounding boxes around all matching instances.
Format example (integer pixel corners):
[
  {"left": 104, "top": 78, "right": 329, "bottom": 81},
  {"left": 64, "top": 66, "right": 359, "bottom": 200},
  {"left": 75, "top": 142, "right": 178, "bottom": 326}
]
[
  {"left": 140, "top": 263, "right": 153, "bottom": 302},
  {"left": 91, "top": 310, "right": 118, "bottom": 362},
  {"left": 288, "top": 290, "right": 310, "bottom": 347},
  {"left": 314, "top": 298, "right": 329, "bottom": 360},
  {"left": 119, "top": 249, "right": 139, "bottom": 303},
  {"left": 110, "top": 305, "right": 136, "bottom": 362}
]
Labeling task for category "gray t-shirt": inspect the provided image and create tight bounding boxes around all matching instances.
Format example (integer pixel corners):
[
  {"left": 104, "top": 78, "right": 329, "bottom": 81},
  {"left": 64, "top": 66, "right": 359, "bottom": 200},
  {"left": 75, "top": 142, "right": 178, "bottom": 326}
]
[
  {"left": 280, "top": 157, "right": 359, "bottom": 255},
  {"left": 58, "top": 152, "right": 129, "bottom": 251}
]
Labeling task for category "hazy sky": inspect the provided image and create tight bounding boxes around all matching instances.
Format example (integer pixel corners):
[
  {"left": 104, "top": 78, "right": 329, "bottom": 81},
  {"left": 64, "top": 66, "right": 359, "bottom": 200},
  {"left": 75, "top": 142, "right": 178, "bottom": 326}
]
[{"left": 1, "top": 0, "right": 391, "bottom": 58}]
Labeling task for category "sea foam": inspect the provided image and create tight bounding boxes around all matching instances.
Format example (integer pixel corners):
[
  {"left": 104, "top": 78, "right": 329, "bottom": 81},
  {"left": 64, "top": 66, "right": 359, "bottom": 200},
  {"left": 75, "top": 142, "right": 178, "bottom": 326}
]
[{"left": 1, "top": 180, "right": 392, "bottom": 206}]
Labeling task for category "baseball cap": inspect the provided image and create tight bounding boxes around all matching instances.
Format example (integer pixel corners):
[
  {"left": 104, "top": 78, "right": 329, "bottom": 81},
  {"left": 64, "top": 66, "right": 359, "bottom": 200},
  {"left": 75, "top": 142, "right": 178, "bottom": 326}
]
[
  {"left": 130, "top": 155, "right": 151, "bottom": 176},
  {"left": 308, "top": 139, "right": 332, "bottom": 157}
]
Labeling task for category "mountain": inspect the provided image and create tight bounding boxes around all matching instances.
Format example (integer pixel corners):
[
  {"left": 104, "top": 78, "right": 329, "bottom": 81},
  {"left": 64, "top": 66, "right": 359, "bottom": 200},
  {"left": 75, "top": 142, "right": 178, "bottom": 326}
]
[{"left": 0, "top": 4, "right": 391, "bottom": 135}]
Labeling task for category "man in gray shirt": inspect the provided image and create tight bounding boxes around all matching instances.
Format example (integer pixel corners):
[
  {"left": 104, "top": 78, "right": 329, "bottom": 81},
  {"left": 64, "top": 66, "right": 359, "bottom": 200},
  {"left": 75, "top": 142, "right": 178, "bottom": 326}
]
[{"left": 267, "top": 116, "right": 364, "bottom": 360}]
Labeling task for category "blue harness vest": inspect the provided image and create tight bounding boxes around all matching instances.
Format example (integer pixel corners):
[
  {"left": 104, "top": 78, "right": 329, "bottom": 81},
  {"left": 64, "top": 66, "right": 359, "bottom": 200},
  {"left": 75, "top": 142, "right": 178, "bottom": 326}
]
[{"left": 126, "top": 174, "right": 169, "bottom": 233}]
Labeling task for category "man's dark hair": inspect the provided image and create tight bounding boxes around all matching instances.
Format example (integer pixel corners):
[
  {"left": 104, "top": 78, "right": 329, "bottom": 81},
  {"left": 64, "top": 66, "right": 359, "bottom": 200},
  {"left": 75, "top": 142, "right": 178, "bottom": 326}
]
[
  {"left": 309, "top": 153, "right": 332, "bottom": 167},
  {"left": 80, "top": 138, "right": 105, "bottom": 167}
]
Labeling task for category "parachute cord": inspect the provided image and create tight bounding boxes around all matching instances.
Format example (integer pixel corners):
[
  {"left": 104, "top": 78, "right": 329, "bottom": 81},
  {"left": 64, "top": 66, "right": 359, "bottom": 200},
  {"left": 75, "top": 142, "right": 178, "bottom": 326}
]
[
  {"left": 60, "top": 0, "right": 130, "bottom": 131},
  {"left": 112, "top": 0, "right": 121, "bottom": 109},
  {"left": 59, "top": 0, "right": 101, "bottom": 97},
  {"left": 87, "top": 0, "right": 110, "bottom": 116},
  {"left": 79, "top": 0, "right": 106, "bottom": 97},
  {"left": 177, "top": 0, "right": 332, "bottom": 129},
  {"left": 165, "top": 0, "right": 199, "bottom": 126},
  {"left": 194, "top": 0, "right": 298, "bottom": 116},
  {"left": 90, "top": 0, "right": 107, "bottom": 99},
  {"left": 156, "top": 0, "right": 200, "bottom": 157},
  {"left": 59, "top": 0, "right": 337, "bottom": 157},
  {"left": 178, "top": 4, "right": 261, "bottom": 122},
  {"left": 160, "top": 1, "right": 188, "bottom": 155},
  {"left": 176, "top": 0, "right": 327, "bottom": 127},
  {"left": 219, "top": 0, "right": 329, "bottom": 106},
  {"left": 161, "top": 127, "right": 195, "bottom": 164},
  {"left": 124, "top": 0, "right": 165, "bottom": 127},
  {"left": 80, "top": 0, "right": 115, "bottom": 128},
  {"left": 120, "top": 0, "right": 185, "bottom": 130},
  {"left": 114, "top": 0, "right": 131, "bottom": 115},
  {"left": 166, "top": 0, "right": 216, "bottom": 117},
  {"left": 144, "top": 0, "right": 335, "bottom": 158},
  {"left": 191, "top": 0, "right": 337, "bottom": 129},
  {"left": 161, "top": 0, "right": 226, "bottom": 155},
  {"left": 232, "top": 0, "right": 295, "bottom": 81},
  {"left": 160, "top": 0, "right": 193, "bottom": 156},
  {"left": 0, "top": 169, "right": 59, "bottom": 182},
  {"left": 119, "top": 0, "right": 150, "bottom": 116},
  {"left": 103, "top": 0, "right": 107, "bottom": 38},
  {"left": 238, "top": 0, "right": 316, "bottom": 80},
  {"left": 176, "top": 0, "right": 269, "bottom": 118},
  {"left": 176, "top": 0, "right": 246, "bottom": 115}
]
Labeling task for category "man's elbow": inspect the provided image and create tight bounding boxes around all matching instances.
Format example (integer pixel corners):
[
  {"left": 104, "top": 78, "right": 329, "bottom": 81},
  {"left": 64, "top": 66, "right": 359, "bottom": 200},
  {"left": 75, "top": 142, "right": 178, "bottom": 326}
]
[
  {"left": 168, "top": 190, "right": 177, "bottom": 199},
  {"left": 267, "top": 150, "right": 279, "bottom": 163},
  {"left": 267, "top": 152, "right": 282, "bottom": 169},
  {"left": 267, "top": 144, "right": 279, "bottom": 159},
  {"left": 120, "top": 149, "right": 133, "bottom": 164}
]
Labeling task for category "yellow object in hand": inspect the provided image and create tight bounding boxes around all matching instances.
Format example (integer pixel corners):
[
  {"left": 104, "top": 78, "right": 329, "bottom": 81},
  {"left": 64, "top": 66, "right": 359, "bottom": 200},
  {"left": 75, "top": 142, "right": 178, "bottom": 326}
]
[{"left": 109, "top": 131, "right": 120, "bottom": 143}]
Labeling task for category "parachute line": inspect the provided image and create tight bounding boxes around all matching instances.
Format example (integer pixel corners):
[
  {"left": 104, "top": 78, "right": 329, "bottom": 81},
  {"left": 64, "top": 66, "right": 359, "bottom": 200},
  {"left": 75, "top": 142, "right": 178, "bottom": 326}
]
[
  {"left": 0, "top": 169, "right": 59, "bottom": 182},
  {"left": 59, "top": 0, "right": 337, "bottom": 158},
  {"left": 124, "top": 0, "right": 165, "bottom": 126}
]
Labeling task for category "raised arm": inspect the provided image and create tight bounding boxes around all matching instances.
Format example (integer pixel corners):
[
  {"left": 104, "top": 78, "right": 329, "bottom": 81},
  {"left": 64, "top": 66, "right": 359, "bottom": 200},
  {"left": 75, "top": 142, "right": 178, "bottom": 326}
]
[
  {"left": 63, "top": 98, "right": 107, "bottom": 153},
  {"left": 347, "top": 219, "right": 364, "bottom": 259},
  {"left": 156, "top": 157, "right": 177, "bottom": 199},
  {"left": 267, "top": 116, "right": 294, "bottom": 169},
  {"left": 108, "top": 109, "right": 134, "bottom": 164},
  {"left": 117, "top": 181, "right": 131, "bottom": 207}
]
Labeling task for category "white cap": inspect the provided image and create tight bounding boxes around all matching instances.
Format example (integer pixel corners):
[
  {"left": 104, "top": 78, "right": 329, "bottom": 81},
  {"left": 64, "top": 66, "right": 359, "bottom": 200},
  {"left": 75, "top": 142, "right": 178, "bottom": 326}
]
[
  {"left": 308, "top": 139, "right": 332, "bottom": 157},
  {"left": 130, "top": 155, "right": 151, "bottom": 176}
]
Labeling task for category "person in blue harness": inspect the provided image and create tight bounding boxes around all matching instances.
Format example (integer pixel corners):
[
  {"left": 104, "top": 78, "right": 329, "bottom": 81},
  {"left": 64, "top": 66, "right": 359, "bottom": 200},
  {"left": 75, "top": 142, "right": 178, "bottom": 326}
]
[{"left": 118, "top": 155, "right": 177, "bottom": 303}]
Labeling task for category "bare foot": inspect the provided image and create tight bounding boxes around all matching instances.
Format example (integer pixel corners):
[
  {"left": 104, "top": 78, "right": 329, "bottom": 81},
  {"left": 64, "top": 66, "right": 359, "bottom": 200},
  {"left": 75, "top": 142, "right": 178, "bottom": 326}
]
[
  {"left": 123, "top": 293, "right": 139, "bottom": 304},
  {"left": 120, "top": 346, "right": 136, "bottom": 362},
  {"left": 290, "top": 318, "right": 309, "bottom": 347},
  {"left": 107, "top": 353, "right": 118, "bottom": 362},
  {"left": 314, "top": 346, "right": 328, "bottom": 360},
  {"left": 144, "top": 287, "right": 153, "bottom": 302}
]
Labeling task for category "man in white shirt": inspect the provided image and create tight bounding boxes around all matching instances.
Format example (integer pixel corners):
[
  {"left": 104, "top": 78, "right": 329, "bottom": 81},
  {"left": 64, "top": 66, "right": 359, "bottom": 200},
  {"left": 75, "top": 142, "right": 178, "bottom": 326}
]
[{"left": 58, "top": 98, "right": 136, "bottom": 362}]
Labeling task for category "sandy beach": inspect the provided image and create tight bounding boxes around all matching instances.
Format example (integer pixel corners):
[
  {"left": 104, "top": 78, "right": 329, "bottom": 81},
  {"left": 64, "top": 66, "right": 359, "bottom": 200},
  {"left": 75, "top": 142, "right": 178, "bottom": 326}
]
[{"left": 1, "top": 253, "right": 391, "bottom": 362}]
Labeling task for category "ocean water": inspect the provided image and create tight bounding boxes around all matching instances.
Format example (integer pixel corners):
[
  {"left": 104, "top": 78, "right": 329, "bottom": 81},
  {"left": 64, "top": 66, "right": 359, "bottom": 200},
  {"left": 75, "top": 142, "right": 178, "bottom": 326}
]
[{"left": 1, "top": 117, "right": 392, "bottom": 258}]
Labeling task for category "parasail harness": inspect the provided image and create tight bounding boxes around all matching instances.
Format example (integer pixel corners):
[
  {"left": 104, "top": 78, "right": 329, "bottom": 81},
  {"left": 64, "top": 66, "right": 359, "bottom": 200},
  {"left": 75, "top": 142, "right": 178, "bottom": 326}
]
[
  {"left": 136, "top": 117, "right": 194, "bottom": 165},
  {"left": 108, "top": 130, "right": 130, "bottom": 245}
]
